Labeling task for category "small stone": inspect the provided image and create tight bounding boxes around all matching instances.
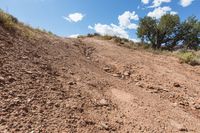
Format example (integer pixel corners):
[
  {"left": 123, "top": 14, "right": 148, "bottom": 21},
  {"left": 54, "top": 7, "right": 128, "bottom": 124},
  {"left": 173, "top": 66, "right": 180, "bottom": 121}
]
[
  {"left": 103, "top": 67, "right": 110, "bottom": 72},
  {"left": 8, "top": 76, "right": 16, "bottom": 83},
  {"left": 173, "top": 83, "right": 180, "bottom": 87},
  {"left": 0, "top": 76, "right": 5, "bottom": 81},
  {"left": 25, "top": 70, "right": 33, "bottom": 74},
  {"left": 0, "top": 76, "right": 5, "bottom": 86},
  {"left": 100, "top": 122, "right": 109, "bottom": 130},
  {"left": 171, "top": 102, "right": 178, "bottom": 107},
  {"left": 99, "top": 99, "right": 109, "bottom": 106},
  {"left": 69, "top": 71, "right": 75, "bottom": 75},
  {"left": 21, "top": 56, "right": 28, "bottom": 59},
  {"left": 194, "top": 104, "right": 200, "bottom": 109},
  {"left": 147, "top": 85, "right": 155, "bottom": 90},
  {"left": 27, "top": 98, "right": 32, "bottom": 103},
  {"left": 68, "top": 81, "right": 76, "bottom": 85},
  {"left": 124, "top": 71, "right": 130, "bottom": 76},
  {"left": 112, "top": 73, "right": 120, "bottom": 77},
  {"left": 135, "top": 82, "right": 143, "bottom": 88},
  {"left": 0, "top": 43, "right": 5, "bottom": 47}
]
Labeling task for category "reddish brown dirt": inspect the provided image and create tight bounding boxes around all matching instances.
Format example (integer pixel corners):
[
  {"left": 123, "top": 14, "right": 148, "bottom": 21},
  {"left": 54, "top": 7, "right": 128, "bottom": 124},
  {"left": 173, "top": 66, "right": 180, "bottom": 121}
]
[{"left": 0, "top": 25, "right": 200, "bottom": 133}]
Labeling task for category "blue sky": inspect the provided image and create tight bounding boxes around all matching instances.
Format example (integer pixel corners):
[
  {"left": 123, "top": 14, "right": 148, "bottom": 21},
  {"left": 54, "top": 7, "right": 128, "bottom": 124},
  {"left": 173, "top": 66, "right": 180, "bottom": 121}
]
[{"left": 0, "top": 0, "right": 199, "bottom": 41}]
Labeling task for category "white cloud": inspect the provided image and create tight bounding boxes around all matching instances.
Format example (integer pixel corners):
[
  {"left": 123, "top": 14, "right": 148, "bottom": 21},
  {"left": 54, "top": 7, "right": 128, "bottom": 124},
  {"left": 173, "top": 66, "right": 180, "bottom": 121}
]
[
  {"left": 141, "top": 0, "right": 150, "bottom": 4},
  {"left": 147, "top": 6, "right": 177, "bottom": 19},
  {"left": 68, "top": 34, "right": 80, "bottom": 38},
  {"left": 63, "top": 13, "right": 85, "bottom": 23},
  {"left": 180, "top": 0, "right": 194, "bottom": 7},
  {"left": 150, "top": 0, "right": 171, "bottom": 8},
  {"left": 130, "top": 38, "right": 141, "bottom": 43},
  {"left": 88, "top": 11, "right": 140, "bottom": 41},
  {"left": 88, "top": 25, "right": 93, "bottom": 30},
  {"left": 170, "top": 11, "right": 178, "bottom": 15},
  {"left": 89, "top": 23, "right": 129, "bottom": 39},
  {"left": 118, "top": 11, "right": 139, "bottom": 29}
]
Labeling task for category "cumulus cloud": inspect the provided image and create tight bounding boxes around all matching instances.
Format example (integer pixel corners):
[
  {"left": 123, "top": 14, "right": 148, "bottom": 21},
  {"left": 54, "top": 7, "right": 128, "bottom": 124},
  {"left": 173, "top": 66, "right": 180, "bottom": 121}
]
[
  {"left": 141, "top": 0, "right": 150, "bottom": 4},
  {"left": 180, "top": 0, "right": 194, "bottom": 7},
  {"left": 63, "top": 13, "right": 84, "bottom": 23},
  {"left": 89, "top": 23, "right": 129, "bottom": 39},
  {"left": 147, "top": 6, "right": 177, "bottom": 19},
  {"left": 88, "top": 11, "right": 140, "bottom": 42},
  {"left": 68, "top": 34, "right": 80, "bottom": 38},
  {"left": 150, "top": 0, "right": 171, "bottom": 8},
  {"left": 118, "top": 11, "right": 139, "bottom": 29}
]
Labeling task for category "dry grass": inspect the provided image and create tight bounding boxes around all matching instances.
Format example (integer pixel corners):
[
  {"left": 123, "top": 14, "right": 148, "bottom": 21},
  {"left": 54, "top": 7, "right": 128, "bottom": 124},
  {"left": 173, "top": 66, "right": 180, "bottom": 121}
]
[{"left": 175, "top": 50, "right": 200, "bottom": 66}]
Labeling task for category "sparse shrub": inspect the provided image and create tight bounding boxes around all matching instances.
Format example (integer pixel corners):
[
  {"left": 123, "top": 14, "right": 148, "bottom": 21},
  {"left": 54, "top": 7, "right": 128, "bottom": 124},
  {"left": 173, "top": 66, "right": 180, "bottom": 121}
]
[
  {"left": 0, "top": 9, "right": 18, "bottom": 31},
  {"left": 87, "top": 33, "right": 94, "bottom": 37},
  {"left": 113, "top": 37, "right": 123, "bottom": 44},
  {"left": 101, "top": 35, "right": 113, "bottom": 40},
  {"left": 177, "top": 51, "right": 200, "bottom": 65}
]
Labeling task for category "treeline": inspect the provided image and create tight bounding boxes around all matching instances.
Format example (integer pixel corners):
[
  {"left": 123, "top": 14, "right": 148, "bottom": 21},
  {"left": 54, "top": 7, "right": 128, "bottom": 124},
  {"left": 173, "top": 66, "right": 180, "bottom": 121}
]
[{"left": 137, "top": 14, "right": 200, "bottom": 50}]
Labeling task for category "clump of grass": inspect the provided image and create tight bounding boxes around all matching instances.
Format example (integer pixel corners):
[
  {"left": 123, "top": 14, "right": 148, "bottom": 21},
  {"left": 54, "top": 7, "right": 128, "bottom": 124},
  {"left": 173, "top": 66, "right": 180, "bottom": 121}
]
[
  {"left": 0, "top": 9, "right": 18, "bottom": 31},
  {"left": 177, "top": 51, "right": 200, "bottom": 66},
  {"left": 101, "top": 35, "right": 113, "bottom": 40}
]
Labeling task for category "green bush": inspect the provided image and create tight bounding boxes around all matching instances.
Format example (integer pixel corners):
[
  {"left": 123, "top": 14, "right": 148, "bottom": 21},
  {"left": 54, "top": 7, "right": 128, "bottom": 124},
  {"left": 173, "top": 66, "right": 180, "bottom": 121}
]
[
  {"left": 0, "top": 10, "right": 18, "bottom": 31},
  {"left": 177, "top": 51, "right": 200, "bottom": 65}
]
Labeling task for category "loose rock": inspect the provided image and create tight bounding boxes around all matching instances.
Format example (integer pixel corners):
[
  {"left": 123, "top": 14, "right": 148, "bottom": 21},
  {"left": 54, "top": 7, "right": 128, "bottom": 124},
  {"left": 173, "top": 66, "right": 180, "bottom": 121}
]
[
  {"left": 112, "top": 73, "right": 121, "bottom": 77},
  {"left": 100, "top": 122, "right": 109, "bottom": 130},
  {"left": 124, "top": 71, "right": 130, "bottom": 76},
  {"left": 173, "top": 83, "right": 181, "bottom": 87},
  {"left": 68, "top": 81, "right": 76, "bottom": 85},
  {"left": 99, "top": 99, "right": 109, "bottom": 106}
]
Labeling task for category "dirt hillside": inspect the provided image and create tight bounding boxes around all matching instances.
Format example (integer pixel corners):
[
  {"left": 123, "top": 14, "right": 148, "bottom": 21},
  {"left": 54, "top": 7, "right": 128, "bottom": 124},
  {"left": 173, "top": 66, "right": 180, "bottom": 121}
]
[{"left": 0, "top": 23, "right": 200, "bottom": 133}]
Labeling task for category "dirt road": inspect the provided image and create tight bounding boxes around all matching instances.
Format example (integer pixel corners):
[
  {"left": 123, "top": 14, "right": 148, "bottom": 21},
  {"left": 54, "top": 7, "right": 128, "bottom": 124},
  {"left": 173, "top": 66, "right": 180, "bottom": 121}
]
[{"left": 1, "top": 25, "right": 200, "bottom": 132}]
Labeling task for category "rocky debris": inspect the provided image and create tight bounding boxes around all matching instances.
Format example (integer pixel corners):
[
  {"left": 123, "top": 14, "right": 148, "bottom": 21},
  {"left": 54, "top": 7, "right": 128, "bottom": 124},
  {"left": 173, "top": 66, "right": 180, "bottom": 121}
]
[
  {"left": 146, "top": 85, "right": 169, "bottom": 93},
  {"left": 79, "top": 119, "right": 96, "bottom": 127},
  {"left": 170, "top": 120, "right": 188, "bottom": 132},
  {"left": 173, "top": 82, "right": 181, "bottom": 87},
  {"left": 179, "top": 100, "right": 189, "bottom": 107},
  {"left": 103, "top": 65, "right": 116, "bottom": 73},
  {"left": 135, "top": 75, "right": 142, "bottom": 81},
  {"left": 147, "top": 85, "right": 155, "bottom": 90},
  {"left": 84, "top": 46, "right": 95, "bottom": 58}
]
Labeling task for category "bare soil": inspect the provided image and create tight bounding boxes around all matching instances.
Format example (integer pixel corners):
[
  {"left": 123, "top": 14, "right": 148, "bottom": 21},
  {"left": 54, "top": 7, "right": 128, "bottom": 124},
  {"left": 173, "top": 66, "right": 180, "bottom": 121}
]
[{"left": 0, "top": 26, "right": 200, "bottom": 133}]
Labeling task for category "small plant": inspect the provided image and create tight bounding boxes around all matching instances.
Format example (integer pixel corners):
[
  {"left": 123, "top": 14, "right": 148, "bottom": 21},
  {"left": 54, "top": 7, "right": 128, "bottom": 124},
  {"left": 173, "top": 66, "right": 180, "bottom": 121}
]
[{"left": 177, "top": 51, "right": 200, "bottom": 65}]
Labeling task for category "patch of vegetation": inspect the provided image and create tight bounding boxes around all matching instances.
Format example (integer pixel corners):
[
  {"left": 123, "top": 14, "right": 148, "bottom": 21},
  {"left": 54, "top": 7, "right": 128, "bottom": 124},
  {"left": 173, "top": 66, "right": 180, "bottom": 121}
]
[
  {"left": 176, "top": 51, "right": 200, "bottom": 65},
  {"left": 0, "top": 9, "right": 18, "bottom": 31}
]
